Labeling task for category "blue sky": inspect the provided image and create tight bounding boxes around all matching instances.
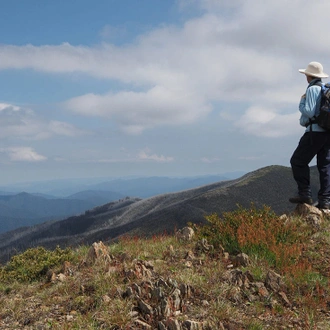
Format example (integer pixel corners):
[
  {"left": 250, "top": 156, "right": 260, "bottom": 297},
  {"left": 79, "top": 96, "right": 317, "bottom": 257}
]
[{"left": 0, "top": 0, "right": 328, "bottom": 185}]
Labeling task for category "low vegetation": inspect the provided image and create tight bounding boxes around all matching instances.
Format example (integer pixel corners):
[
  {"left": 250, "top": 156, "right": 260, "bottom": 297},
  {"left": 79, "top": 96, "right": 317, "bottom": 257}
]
[{"left": 1, "top": 205, "right": 330, "bottom": 329}]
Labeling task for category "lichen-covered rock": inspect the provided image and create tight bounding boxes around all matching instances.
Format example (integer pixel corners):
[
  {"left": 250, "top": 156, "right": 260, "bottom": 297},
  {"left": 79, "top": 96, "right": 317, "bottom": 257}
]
[
  {"left": 84, "top": 241, "right": 112, "bottom": 266},
  {"left": 176, "top": 227, "right": 195, "bottom": 241}
]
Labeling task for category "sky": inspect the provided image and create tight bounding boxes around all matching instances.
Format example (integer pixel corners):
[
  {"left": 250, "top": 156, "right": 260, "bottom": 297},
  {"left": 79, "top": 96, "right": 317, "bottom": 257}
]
[{"left": 0, "top": 0, "right": 329, "bottom": 185}]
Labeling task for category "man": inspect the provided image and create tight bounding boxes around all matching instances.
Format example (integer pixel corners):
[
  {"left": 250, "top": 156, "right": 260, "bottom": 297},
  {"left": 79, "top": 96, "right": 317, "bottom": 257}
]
[{"left": 290, "top": 61, "right": 330, "bottom": 209}]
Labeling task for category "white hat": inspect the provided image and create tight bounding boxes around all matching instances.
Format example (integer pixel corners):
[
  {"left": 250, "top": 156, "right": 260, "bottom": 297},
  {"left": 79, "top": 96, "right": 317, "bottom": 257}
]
[{"left": 299, "top": 61, "right": 329, "bottom": 78}]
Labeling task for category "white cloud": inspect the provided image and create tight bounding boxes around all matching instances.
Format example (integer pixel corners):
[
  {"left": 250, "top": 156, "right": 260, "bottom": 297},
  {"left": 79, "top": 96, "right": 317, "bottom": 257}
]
[
  {"left": 99, "top": 24, "right": 127, "bottom": 41},
  {"left": 0, "top": 103, "right": 86, "bottom": 140},
  {"left": 201, "top": 157, "right": 220, "bottom": 163},
  {"left": 138, "top": 149, "right": 174, "bottom": 163},
  {"left": 68, "top": 148, "right": 174, "bottom": 164},
  {"left": 0, "top": 147, "right": 47, "bottom": 162},
  {"left": 0, "top": 103, "right": 22, "bottom": 112},
  {"left": 235, "top": 106, "right": 301, "bottom": 138},
  {"left": 0, "top": 0, "right": 329, "bottom": 137},
  {"left": 65, "top": 86, "right": 210, "bottom": 134},
  {"left": 48, "top": 121, "right": 85, "bottom": 137},
  {"left": 0, "top": 104, "right": 46, "bottom": 139}
]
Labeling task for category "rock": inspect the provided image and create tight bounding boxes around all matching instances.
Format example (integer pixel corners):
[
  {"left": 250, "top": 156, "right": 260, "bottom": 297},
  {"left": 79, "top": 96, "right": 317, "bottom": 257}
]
[
  {"left": 151, "top": 286, "right": 164, "bottom": 301},
  {"left": 201, "top": 300, "right": 209, "bottom": 306},
  {"left": 133, "top": 319, "right": 152, "bottom": 329},
  {"left": 131, "top": 283, "right": 142, "bottom": 296},
  {"left": 322, "top": 209, "right": 330, "bottom": 216},
  {"left": 254, "top": 282, "right": 269, "bottom": 297},
  {"left": 306, "top": 213, "right": 323, "bottom": 229},
  {"left": 179, "top": 283, "right": 193, "bottom": 299},
  {"left": 294, "top": 204, "right": 323, "bottom": 228},
  {"left": 182, "top": 320, "right": 204, "bottom": 329},
  {"left": 168, "top": 278, "right": 178, "bottom": 288},
  {"left": 122, "top": 286, "right": 134, "bottom": 298},
  {"left": 137, "top": 297, "right": 153, "bottom": 315},
  {"left": 224, "top": 269, "right": 252, "bottom": 289},
  {"left": 129, "top": 310, "right": 139, "bottom": 318},
  {"left": 184, "top": 261, "right": 193, "bottom": 268},
  {"left": 56, "top": 273, "right": 66, "bottom": 282},
  {"left": 227, "top": 286, "right": 242, "bottom": 304},
  {"left": 285, "top": 203, "right": 329, "bottom": 229},
  {"left": 46, "top": 270, "right": 57, "bottom": 283},
  {"left": 84, "top": 241, "right": 112, "bottom": 266},
  {"left": 134, "top": 260, "right": 154, "bottom": 279},
  {"left": 233, "top": 253, "right": 250, "bottom": 267},
  {"left": 167, "top": 318, "right": 182, "bottom": 330},
  {"left": 158, "top": 321, "right": 167, "bottom": 330},
  {"left": 160, "top": 297, "right": 171, "bottom": 317},
  {"left": 156, "top": 278, "right": 170, "bottom": 289},
  {"left": 265, "top": 270, "right": 283, "bottom": 292},
  {"left": 245, "top": 270, "right": 254, "bottom": 282},
  {"left": 195, "top": 238, "right": 214, "bottom": 253},
  {"left": 278, "top": 291, "right": 291, "bottom": 307},
  {"left": 185, "top": 250, "right": 195, "bottom": 260},
  {"left": 279, "top": 214, "right": 288, "bottom": 221},
  {"left": 176, "top": 227, "right": 195, "bottom": 241},
  {"left": 295, "top": 203, "right": 322, "bottom": 217},
  {"left": 171, "top": 288, "right": 181, "bottom": 310},
  {"left": 223, "top": 252, "right": 230, "bottom": 261},
  {"left": 61, "top": 261, "right": 74, "bottom": 276}
]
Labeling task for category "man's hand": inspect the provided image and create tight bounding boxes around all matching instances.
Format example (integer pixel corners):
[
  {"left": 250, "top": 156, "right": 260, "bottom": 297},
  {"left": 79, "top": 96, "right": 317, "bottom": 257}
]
[{"left": 301, "top": 93, "right": 306, "bottom": 99}]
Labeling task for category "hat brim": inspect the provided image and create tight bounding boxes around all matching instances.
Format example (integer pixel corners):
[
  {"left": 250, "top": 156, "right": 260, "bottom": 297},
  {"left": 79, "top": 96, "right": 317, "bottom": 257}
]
[{"left": 299, "top": 69, "right": 329, "bottom": 78}]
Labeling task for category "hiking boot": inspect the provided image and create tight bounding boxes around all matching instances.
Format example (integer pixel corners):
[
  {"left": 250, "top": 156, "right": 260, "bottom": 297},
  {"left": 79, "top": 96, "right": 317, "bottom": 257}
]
[
  {"left": 316, "top": 202, "right": 330, "bottom": 210},
  {"left": 289, "top": 196, "right": 313, "bottom": 205}
]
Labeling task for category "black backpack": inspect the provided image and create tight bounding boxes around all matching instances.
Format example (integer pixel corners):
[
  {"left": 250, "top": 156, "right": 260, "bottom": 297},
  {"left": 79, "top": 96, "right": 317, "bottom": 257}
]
[{"left": 310, "top": 82, "right": 330, "bottom": 130}]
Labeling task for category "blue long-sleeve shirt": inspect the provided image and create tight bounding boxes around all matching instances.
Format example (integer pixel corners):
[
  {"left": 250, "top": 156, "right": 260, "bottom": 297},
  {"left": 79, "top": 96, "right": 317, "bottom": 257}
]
[{"left": 299, "top": 78, "right": 325, "bottom": 132}]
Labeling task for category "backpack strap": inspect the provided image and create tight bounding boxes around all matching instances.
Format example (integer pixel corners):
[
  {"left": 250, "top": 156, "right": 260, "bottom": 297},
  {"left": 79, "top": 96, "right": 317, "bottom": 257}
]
[{"left": 306, "top": 80, "right": 323, "bottom": 129}]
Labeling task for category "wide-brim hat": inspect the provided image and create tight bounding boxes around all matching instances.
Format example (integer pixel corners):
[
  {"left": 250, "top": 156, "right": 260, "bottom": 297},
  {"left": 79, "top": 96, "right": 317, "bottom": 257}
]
[{"left": 299, "top": 61, "right": 329, "bottom": 78}]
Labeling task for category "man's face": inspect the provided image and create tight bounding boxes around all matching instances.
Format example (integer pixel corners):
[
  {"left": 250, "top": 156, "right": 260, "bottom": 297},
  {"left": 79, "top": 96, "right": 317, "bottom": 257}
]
[{"left": 305, "top": 75, "right": 315, "bottom": 83}]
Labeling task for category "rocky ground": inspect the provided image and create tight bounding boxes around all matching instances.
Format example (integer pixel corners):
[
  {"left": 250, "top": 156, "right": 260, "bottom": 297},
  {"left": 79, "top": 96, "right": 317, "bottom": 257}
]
[{"left": 1, "top": 204, "right": 330, "bottom": 329}]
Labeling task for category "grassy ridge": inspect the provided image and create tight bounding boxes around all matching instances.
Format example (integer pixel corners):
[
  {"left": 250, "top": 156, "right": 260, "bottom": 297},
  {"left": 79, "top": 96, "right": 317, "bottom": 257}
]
[{"left": 1, "top": 205, "right": 330, "bottom": 329}]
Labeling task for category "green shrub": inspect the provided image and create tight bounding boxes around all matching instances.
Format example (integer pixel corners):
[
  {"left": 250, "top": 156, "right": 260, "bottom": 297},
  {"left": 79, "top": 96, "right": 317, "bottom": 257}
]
[
  {"left": 195, "top": 205, "right": 307, "bottom": 269},
  {"left": 0, "top": 246, "right": 74, "bottom": 282}
]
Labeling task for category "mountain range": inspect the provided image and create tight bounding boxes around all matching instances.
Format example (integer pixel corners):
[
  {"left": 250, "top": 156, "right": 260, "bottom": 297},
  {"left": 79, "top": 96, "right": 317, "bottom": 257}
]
[
  {"left": 0, "top": 191, "right": 124, "bottom": 234},
  {"left": 0, "top": 174, "right": 235, "bottom": 234},
  {"left": 0, "top": 165, "right": 320, "bottom": 263},
  {"left": 0, "top": 173, "right": 243, "bottom": 197}
]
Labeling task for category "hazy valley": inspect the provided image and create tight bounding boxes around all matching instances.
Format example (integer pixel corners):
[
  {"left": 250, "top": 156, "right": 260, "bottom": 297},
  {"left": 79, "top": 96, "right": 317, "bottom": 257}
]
[
  {"left": 0, "top": 165, "right": 320, "bottom": 263},
  {"left": 0, "top": 174, "right": 237, "bottom": 235}
]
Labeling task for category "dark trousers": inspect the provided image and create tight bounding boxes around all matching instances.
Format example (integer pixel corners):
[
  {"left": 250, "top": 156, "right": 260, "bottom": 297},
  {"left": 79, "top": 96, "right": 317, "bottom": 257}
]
[{"left": 290, "top": 132, "right": 330, "bottom": 202}]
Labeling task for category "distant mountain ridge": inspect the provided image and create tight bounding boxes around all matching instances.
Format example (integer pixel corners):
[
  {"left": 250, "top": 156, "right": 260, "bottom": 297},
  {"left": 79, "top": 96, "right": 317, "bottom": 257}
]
[
  {"left": 0, "top": 165, "right": 320, "bottom": 263},
  {"left": 0, "top": 174, "right": 235, "bottom": 234},
  {"left": 88, "top": 175, "right": 234, "bottom": 198},
  {"left": 0, "top": 173, "right": 242, "bottom": 197},
  {"left": 0, "top": 192, "right": 97, "bottom": 234}
]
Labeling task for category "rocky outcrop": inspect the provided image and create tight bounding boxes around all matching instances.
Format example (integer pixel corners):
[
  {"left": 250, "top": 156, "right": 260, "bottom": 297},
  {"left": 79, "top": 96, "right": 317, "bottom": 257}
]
[
  {"left": 175, "top": 227, "right": 195, "bottom": 241},
  {"left": 40, "top": 229, "right": 296, "bottom": 329},
  {"left": 293, "top": 203, "right": 330, "bottom": 229}
]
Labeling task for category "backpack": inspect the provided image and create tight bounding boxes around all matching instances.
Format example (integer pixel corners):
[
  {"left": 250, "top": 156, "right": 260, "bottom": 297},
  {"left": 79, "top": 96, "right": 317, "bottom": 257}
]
[{"left": 310, "top": 82, "right": 330, "bottom": 130}]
